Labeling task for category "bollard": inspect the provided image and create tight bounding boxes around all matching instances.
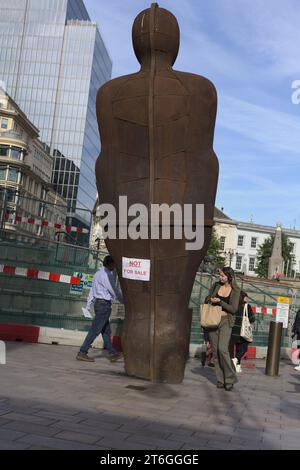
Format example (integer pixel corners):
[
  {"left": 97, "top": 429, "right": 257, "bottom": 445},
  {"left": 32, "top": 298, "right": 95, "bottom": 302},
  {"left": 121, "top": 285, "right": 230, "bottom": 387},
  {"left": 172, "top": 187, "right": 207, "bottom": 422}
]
[
  {"left": 186, "top": 308, "right": 193, "bottom": 360},
  {"left": 265, "top": 321, "right": 283, "bottom": 376}
]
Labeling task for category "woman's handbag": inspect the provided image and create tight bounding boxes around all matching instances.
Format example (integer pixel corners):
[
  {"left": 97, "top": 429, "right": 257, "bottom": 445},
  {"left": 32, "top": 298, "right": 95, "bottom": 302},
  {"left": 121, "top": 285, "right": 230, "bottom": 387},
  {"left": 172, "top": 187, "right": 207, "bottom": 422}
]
[
  {"left": 240, "top": 303, "right": 253, "bottom": 342},
  {"left": 200, "top": 303, "right": 222, "bottom": 328}
]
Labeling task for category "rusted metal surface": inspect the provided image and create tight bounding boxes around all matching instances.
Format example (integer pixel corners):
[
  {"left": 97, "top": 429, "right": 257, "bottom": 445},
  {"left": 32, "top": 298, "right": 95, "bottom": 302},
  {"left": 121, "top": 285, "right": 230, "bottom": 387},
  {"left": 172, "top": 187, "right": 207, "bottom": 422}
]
[{"left": 96, "top": 3, "right": 219, "bottom": 383}]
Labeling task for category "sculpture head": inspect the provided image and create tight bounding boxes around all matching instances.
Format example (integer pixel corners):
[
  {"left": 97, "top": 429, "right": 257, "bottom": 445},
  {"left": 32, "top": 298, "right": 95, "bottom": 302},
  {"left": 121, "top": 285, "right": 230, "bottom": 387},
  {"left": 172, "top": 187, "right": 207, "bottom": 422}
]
[{"left": 132, "top": 3, "right": 180, "bottom": 70}]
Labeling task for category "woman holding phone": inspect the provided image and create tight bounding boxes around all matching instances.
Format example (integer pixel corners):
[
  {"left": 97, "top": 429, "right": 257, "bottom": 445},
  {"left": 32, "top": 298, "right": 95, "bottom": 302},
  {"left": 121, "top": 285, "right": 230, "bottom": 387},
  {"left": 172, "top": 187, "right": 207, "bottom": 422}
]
[{"left": 206, "top": 267, "right": 241, "bottom": 391}]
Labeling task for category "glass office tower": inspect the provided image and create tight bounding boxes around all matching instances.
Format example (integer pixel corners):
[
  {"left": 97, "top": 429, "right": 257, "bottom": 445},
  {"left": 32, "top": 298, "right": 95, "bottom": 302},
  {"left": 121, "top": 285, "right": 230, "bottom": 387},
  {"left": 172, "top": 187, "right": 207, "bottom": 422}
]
[{"left": 0, "top": 0, "right": 112, "bottom": 235}]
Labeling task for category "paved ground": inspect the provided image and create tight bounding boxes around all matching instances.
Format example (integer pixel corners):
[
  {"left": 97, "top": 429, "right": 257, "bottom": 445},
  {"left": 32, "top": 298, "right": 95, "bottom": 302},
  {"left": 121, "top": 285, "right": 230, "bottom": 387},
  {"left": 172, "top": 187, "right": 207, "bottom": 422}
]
[{"left": 0, "top": 341, "right": 299, "bottom": 450}]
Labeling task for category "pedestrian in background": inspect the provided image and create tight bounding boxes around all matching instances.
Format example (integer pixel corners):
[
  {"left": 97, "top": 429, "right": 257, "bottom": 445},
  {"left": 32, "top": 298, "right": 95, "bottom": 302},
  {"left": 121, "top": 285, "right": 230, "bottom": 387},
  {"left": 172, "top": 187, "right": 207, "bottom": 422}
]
[
  {"left": 292, "top": 309, "right": 300, "bottom": 371},
  {"left": 230, "top": 291, "right": 255, "bottom": 373},
  {"left": 201, "top": 327, "right": 214, "bottom": 367}
]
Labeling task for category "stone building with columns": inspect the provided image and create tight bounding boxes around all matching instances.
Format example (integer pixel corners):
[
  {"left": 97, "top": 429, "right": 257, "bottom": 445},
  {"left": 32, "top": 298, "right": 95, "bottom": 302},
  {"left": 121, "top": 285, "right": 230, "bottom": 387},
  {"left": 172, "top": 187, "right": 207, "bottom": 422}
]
[{"left": 0, "top": 88, "right": 66, "bottom": 240}]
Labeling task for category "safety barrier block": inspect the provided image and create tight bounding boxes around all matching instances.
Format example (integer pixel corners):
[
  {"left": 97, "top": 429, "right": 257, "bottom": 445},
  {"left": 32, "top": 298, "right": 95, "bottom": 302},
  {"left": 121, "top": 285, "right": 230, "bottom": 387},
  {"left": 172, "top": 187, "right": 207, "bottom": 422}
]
[
  {"left": 0, "top": 323, "right": 40, "bottom": 343},
  {"left": 38, "top": 327, "right": 103, "bottom": 348},
  {"left": 111, "top": 335, "right": 122, "bottom": 352},
  {"left": 243, "top": 346, "right": 256, "bottom": 359}
]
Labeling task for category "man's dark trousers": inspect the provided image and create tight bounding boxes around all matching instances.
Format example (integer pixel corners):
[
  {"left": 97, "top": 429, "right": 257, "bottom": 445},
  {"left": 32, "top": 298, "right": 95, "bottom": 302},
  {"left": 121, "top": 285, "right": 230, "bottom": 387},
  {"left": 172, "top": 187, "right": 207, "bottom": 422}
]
[{"left": 80, "top": 299, "right": 117, "bottom": 355}]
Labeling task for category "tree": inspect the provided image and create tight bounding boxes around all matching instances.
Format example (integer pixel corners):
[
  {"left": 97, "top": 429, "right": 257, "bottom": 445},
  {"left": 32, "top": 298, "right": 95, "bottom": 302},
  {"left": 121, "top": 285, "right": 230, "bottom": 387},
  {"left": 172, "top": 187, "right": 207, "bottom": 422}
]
[
  {"left": 255, "top": 232, "right": 295, "bottom": 278},
  {"left": 205, "top": 229, "right": 225, "bottom": 269}
]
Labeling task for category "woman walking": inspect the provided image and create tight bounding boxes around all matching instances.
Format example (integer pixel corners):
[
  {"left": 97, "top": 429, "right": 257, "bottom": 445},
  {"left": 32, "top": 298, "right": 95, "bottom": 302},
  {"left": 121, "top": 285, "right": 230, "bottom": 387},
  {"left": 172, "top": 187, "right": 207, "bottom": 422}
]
[
  {"left": 230, "top": 291, "right": 255, "bottom": 373},
  {"left": 206, "top": 267, "right": 241, "bottom": 391}
]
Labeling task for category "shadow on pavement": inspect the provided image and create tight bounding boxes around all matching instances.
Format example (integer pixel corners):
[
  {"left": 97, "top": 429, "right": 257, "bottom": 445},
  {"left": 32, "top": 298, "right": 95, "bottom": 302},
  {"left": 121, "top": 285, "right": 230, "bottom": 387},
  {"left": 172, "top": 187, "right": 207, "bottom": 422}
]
[
  {"left": 2, "top": 344, "right": 299, "bottom": 450},
  {"left": 190, "top": 364, "right": 216, "bottom": 386}
]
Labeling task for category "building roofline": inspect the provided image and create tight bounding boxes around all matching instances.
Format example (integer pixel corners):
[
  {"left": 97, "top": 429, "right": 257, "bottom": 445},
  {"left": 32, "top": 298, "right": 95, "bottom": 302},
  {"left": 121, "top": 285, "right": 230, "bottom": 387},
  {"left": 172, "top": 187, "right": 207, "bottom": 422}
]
[
  {"left": 213, "top": 208, "right": 237, "bottom": 227},
  {"left": 214, "top": 217, "right": 237, "bottom": 225},
  {"left": 237, "top": 220, "right": 300, "bottom": 237},
  {"left": 0, "top": 87, "right": 39, "bottom": 138}
]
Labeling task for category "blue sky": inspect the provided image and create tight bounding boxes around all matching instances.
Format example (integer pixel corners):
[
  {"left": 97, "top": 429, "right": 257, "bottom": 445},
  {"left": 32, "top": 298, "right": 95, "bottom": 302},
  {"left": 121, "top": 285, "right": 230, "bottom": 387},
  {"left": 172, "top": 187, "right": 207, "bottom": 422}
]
[{"left": 85, "top": 0, "right": 300, "bottom": 229}]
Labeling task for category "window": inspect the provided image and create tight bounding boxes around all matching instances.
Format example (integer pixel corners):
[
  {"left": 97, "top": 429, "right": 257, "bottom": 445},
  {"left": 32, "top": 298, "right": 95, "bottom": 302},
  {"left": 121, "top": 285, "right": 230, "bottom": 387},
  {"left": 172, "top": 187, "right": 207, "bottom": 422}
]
[
  {"left": 1, "top": 118, "right": 8, "bottom": 129},
  {"left": 251, "top": 237, "right": 257, "bottom": 248},
  {"left": 0, "top": 145, "right": 9, "bottom": 157},
  {"left": 249, "top": 257, "right": 256, "bottom": 272},
  {"left": 220, "top": 236, "right": 226, "bottom": 251},
  {"left": 5, "top": 207, "right": 15, "bottom": 216},
  {"left": 8, "top": 168, "right": 18, "bottom": 183},
  {"left": 39, "top": 203, "right": 45, "bottom": 218},
  {"left": 237, "top": 235, "right": 244, "bottom": 247},
  {"left": 290, "top": 243, "right": 295, "bottom": 254},
  {"left": 6, "top": 189, "right": 16, "bottom": 203},
  {"left": 236, "top": 255, "right": 243, "bottom": 270},
  {"left": 10, "top": 147, "right": 23, "bottom": 160},
  {"left": 0, "top": 166, "right": 7, "bottom": 180}
]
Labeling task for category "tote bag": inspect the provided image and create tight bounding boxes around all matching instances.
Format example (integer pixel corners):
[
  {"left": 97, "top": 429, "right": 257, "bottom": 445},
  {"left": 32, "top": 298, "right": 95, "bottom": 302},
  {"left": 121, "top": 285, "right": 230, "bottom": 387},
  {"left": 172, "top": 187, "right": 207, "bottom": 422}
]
[
  {"left": 200, "top": 303, "right": 222, "bottom": 328},
  {"left": 240, "top": 303, "right": 253, "bottom": 342}
]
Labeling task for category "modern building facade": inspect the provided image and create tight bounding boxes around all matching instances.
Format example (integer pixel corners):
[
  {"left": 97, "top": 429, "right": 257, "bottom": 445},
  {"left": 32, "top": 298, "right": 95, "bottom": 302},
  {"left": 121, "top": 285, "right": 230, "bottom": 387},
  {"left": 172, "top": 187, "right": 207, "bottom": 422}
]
[
  {"left": 0, "top": 0, "right": 112, "bottom": 236},
  {"left": 0, "top": 87, "right": 67, "bottom": 240}
]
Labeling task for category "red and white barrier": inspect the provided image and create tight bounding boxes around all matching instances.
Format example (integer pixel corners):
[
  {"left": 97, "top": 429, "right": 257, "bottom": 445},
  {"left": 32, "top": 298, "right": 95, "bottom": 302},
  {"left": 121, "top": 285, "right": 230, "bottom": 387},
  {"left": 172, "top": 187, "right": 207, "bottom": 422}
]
[
  {"left": 0, "top": 323, "right": 122, "bottom": 351},
  {"left": 0, "top": 323, "right": 40, "bottom": 343},
  {"left": 252, "top": 306, "right": 277, "bottom": 315},
  {"left": 5, "top": 213, "right": 89, "bottom": 233},
  {"left": 0, "top": 264, "right": 80, "bottom": 285}
]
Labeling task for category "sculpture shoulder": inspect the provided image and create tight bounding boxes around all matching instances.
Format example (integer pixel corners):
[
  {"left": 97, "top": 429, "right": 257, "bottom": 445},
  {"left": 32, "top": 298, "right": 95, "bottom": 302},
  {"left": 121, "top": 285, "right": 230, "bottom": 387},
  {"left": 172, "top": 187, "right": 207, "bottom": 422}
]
[
  {"left": 96, "top": 72, "right": 142, "bottom": 103},
  {"left": 173, "top": 70, "right": 217, "bottom": 101}
]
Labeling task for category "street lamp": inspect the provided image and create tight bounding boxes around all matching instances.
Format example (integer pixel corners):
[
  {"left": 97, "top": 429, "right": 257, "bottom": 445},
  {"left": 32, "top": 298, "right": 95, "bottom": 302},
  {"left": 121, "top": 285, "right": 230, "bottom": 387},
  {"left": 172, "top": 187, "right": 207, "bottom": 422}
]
[{"left": 224, "top": 248, "right": 236, "bottom": 267}]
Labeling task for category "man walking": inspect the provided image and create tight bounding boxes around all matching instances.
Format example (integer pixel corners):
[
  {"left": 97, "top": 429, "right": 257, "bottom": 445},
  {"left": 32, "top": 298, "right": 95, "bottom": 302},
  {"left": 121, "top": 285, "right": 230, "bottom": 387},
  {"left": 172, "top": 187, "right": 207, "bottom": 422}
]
[{"left": 76, "top": 255, "right": 124, "bottom": 363}]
